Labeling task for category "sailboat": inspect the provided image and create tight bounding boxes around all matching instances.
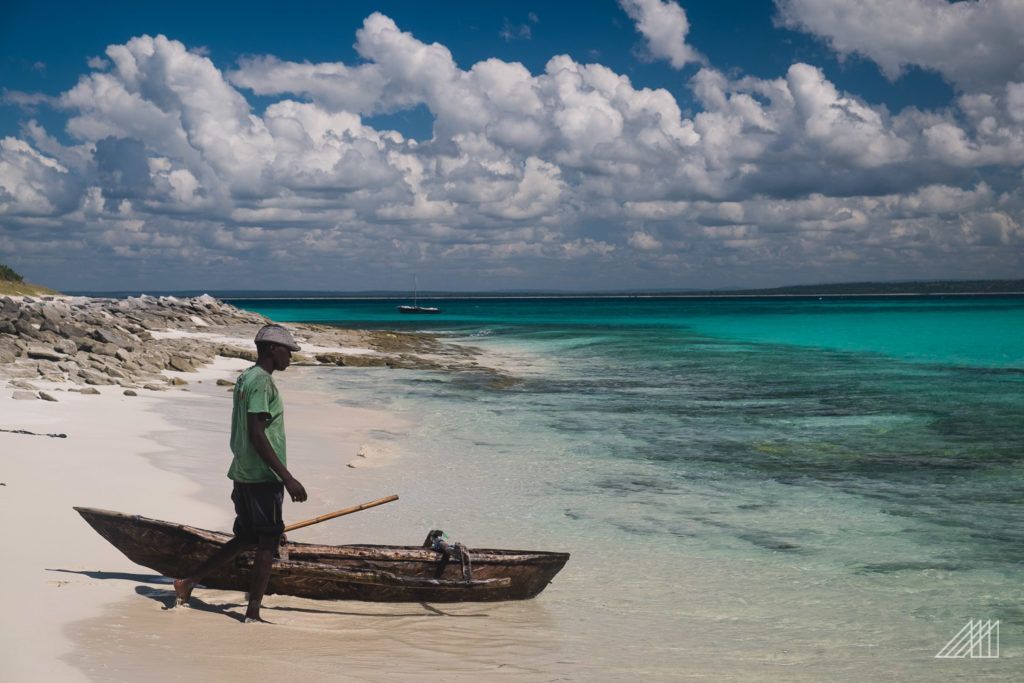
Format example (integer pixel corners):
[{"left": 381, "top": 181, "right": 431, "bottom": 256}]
[{"left": 397, "top": 277, "right": 441, "bottom": 314}]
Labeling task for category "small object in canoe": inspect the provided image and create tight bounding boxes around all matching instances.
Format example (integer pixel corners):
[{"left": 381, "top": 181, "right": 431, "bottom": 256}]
[{"left": 73, "top": 507, "right": 569, "bottom": 603}]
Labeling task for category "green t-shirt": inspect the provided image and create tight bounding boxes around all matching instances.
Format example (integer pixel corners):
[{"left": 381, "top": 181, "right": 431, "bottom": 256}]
[{"left": 227, "top": 366, "right": 287, "bottom": 482}]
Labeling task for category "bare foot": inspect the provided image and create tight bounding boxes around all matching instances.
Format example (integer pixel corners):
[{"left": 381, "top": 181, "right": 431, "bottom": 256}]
[
  {"left": 173, "top": 578, "right": 193, "bottom": 606},
  {"left": 244, "top": 615, "right": 272, "bottom": 624}
]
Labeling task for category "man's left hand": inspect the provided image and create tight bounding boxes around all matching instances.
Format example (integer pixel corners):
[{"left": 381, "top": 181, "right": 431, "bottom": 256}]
[{"left": 284, "top": 476, "right": 308, "bottom": 502}]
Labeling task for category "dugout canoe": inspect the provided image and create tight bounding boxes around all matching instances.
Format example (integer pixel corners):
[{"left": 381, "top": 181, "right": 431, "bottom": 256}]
[{"left": 74, "top": 507, "right": 569, "bottom": 602}]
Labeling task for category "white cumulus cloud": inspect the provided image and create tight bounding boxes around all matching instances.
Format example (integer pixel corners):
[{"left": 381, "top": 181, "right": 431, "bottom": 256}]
[
  {"left": 776, "top": 0, "right": 1024, "bottom": 93},
  {"left": 628, "top": 231, "right": 663, "bottom": 250},
  {"left": 619, "top": 0, "right": 703, "bottom": 69}
]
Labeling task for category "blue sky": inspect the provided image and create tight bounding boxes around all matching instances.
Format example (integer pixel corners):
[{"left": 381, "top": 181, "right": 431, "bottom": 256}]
[
  {"left": 0, "top": 1, "right": 955, "bottom": 139},
  {"left": 1, "top": 1, "right": 1021, "bottom": 291}
]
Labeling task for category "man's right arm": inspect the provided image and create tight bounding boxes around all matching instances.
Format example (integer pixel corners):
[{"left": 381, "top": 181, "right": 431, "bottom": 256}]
[{"left": 247, "top": 412, "right": 307, "bottom": 502}]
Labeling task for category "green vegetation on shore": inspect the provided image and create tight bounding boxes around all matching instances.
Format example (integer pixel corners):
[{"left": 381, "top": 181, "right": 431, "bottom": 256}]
[
  {"left": 0, "top": 263, "right": 59, "bottom": 296},
  {"left": 0, "top": 264, "right": 23, "bottom": 282}
]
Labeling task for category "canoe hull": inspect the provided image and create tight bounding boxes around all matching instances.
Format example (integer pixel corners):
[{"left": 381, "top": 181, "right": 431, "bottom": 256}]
[{"left": 74, "top": 507, "right": 568, "bottom": 602}]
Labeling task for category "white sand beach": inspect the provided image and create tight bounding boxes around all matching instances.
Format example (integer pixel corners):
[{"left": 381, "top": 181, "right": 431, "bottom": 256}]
[
  {"left": 0, "top": 357, "right": 247, "bottom": 681},
  {"left": 0, "top": 356, "right": 420, "bottom": 681}
]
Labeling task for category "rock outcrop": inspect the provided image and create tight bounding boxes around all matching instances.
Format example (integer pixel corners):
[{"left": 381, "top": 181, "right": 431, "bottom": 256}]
[
  {"left": 0, "top": 294, "right": 264, "bottom": 390},
  {"left": 1, "top": 294, "right": 493, "bottom": 394}
]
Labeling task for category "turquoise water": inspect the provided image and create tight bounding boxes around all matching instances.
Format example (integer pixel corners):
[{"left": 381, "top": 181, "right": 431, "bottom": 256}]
[
  {"left": 231, "top": 296, "right": 1024, "bottom": 367},
  {"left": 229, "top": 296, "right": 1024, "bottom": 564},
  {"left": 230, "top": 296, "right": 1024, "bottom": 675}
]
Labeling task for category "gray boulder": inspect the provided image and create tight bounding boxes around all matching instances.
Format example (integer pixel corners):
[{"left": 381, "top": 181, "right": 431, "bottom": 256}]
[
  {"left": 97, "top": 364, "right": 127, "bottom": 379},
  {"left": 36, "top": 330, "right": 62, "bottom": 345},
  {"left": 14, "top": 320, "right": 42, "bottom": 340},
  {"left": 39, "top": 318, "right": 62, "bottom": 335},
  {"left": 40, "top": 307, "right": 63, "bottom": 325},
  {"left": 79, "top": 368, "right": 114, "bottom": 385},
  {"left": 71, "top": 336, "right": 94, "bottom": 352},
  {"left": 58, "top": 360, "right": 80, "bottom": 374},
  {"left": 91, "top": 327, "right": 133, "bottom": 349},
  {"left": 12, "top": 390, "right": 38, "bottom": 400},
  {"left": 167, "top": 354, "right": 196, "bottom": 372},
  {"left": 135, "top": 360, "right": 162, "bottom": 374},
  {"left": 1, "top": 297, "right": 18, "bottom": 316},
  {"left": 90, "top": 342, "right": 119, "bottom": 357},
  {"left": 60, "top": 322, "right": 89, "bottom": 338},
  {"left": 26, "top": 346, "right": 64, "bottom": 362},
  {"left": 54, "top": 338, "right": 77, "bottom": 355},
  {"left": 219, "top": 345, "right": 256, "bottom": 362}
]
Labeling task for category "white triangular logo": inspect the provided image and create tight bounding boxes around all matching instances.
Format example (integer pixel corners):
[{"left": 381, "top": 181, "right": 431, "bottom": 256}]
[{"left": 935, "top": 619, "right": 999, "bottom": 658}]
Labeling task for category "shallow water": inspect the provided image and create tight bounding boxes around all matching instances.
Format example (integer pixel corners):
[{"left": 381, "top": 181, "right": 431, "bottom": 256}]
[{"left": 135, "top": 295, "right": 1024, "bottom": 678}]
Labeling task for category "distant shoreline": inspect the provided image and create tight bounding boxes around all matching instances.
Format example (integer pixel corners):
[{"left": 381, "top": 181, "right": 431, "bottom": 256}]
[
  {"left": 64, "top": 279, "right": 1024, "bottom": 300},
  {"left": 64, "top": 291, "right": 1024, "bottom": 301},
  {"left": 223, "top": 291, "right": 1024, "bottom": 301}
]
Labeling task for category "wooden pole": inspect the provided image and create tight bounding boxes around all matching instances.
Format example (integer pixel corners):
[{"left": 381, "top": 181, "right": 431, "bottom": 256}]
[{"left": 284, "top": 494, "right": 399, "bottom": 533}]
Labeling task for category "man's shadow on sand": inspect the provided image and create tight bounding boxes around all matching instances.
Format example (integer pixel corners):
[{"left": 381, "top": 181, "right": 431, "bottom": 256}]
[{"left": 48, "top": 568, "right": 489, "bottom": 621}]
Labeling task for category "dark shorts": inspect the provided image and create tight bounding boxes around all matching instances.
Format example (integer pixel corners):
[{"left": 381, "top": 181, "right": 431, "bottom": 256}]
[{"left": 231, "top": 481, "right": 284, "bottom": 543}]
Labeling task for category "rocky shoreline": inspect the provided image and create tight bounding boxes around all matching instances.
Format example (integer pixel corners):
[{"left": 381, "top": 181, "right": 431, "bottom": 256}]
[{"left": 1, "top": 294, "right": 502, "bottom": 401}]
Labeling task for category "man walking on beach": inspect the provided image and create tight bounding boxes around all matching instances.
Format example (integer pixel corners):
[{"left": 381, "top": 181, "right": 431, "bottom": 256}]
[{"left": 174, "top": 323, "right": 308, "bottom": 623}]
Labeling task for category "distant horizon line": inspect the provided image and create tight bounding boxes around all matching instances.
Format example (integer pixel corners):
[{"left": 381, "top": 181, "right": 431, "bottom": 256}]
[{"left": 63, "top": 278, "right": 1024, "bottom": 299}]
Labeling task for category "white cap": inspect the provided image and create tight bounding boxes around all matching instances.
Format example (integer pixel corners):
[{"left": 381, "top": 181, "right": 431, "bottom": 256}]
[{"left": 254, "top": 324, "right": 300, "bottom": 351}]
